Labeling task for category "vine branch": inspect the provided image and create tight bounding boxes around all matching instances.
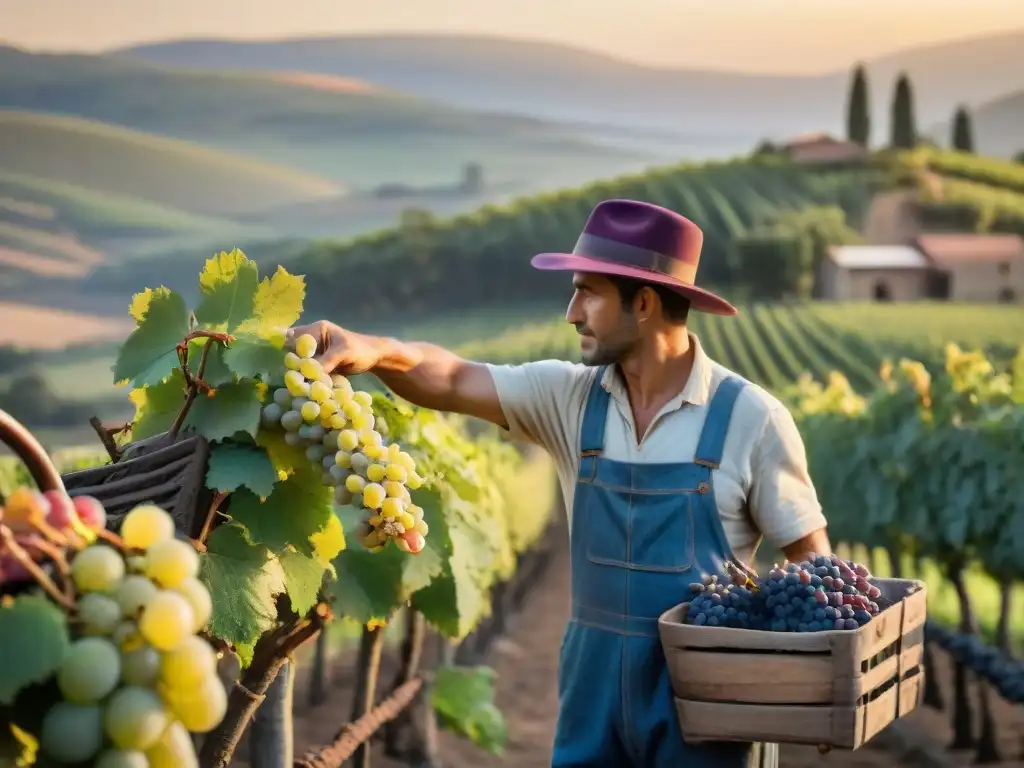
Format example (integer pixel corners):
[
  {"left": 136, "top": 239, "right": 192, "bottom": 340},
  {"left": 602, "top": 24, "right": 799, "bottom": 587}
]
[
  {"left": 294, "top": 678, "right": 425, "bottom": 768},
  {"left": 88, "top": 416, "right": 126, "bottom": 463},
  {"left": 0, "top": 526, "right": 75, "bottom": 611},
  {"left": 198, "top": 597, "right": 329, "bottom": 768},
  {"left": 194, "top": 491, "right": 229, "bottom": 552},
  {"left": 169, "top": 332, "right": 233, "bottom": 440}
]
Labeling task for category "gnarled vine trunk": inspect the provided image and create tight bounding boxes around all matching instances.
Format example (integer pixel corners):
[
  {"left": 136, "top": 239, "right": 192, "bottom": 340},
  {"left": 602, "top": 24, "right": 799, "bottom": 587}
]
[
  {"left": 996, "top": 579, "right": 1013, "bottom": 652},
  {"left": 307, "top": 628, "right": 330, "bottom": 707},
  {"left": 947, "top": 559, "right": 977, "bottom": 752}
]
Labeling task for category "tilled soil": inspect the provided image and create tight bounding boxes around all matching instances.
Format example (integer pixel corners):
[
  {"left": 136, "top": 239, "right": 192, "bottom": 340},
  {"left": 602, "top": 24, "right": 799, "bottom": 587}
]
[{"left": 281, "top": 543, "right": 1024, "bottom": 768}]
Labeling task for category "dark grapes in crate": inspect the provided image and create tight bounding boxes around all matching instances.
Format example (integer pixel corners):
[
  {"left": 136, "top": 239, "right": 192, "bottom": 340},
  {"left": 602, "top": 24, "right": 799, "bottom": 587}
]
[{"left": 685, "top": 554, "right": 888, "bottom": 633}]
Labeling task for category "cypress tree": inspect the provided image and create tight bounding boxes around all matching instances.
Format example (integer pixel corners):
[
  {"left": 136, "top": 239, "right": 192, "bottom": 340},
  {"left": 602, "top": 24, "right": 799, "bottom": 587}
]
[
  {"left": 952, "top": 106, "right": 974, "bottom": 152},
  {"left": 846, "top": 65, "right": 870, "bottom": 147},
  {"left": 890, "top": 73, "right": 917, "bottom": 149}
]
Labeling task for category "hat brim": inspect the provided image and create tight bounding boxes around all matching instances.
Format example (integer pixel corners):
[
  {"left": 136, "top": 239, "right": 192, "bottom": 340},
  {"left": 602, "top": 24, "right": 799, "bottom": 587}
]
[{"left": 531, "top": 252, "right": 738, "bottom": 316}]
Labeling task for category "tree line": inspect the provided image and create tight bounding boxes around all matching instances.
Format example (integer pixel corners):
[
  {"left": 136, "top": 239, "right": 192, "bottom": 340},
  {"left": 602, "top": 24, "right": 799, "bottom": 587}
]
[{"left": 845, "top": 66, "right": 976, "bottom": 153}]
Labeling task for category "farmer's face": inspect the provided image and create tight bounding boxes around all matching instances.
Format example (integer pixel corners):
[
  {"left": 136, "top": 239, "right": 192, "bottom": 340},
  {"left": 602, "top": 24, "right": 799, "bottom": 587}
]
[{"left": 566, "top": 273, "right": 640, "bottom": 366}]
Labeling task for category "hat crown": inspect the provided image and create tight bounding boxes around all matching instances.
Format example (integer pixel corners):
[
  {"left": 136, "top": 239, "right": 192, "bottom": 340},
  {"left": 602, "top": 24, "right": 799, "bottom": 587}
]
[{"left": 582, "top": 199, "right": 703, "bottom": 269}]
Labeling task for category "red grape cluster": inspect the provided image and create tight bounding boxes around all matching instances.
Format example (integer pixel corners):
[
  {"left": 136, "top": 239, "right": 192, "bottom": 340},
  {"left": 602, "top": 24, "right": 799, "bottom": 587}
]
[{"left": 0, "top": 488, "right": 106, "bottom": 586}]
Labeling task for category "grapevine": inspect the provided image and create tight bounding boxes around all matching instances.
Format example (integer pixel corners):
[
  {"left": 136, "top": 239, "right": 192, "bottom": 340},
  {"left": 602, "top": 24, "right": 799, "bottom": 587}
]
[
  {"left": 260, "top": 337, "right": 429, "bottom": 555},
  {"left": 685, "top": 555, "right": 883, "bottom": 632},
  {"left": 0, "top": 491, "right": 225, "bottom": 766}
]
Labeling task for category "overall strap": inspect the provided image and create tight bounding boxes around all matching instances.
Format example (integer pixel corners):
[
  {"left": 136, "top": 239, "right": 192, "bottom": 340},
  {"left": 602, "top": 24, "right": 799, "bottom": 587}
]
[
  {"left": 579, "top": 367, "right": 611, "bottom": 457},
  {"left": 694, "top": 377, "right": 746, "bottom": 469}
]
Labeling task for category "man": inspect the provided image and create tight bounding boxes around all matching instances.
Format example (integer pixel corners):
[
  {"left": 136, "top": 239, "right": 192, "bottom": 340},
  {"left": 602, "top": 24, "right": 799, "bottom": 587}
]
[{"left": 289, "top": 199, "right": 830, "bottom": 767}]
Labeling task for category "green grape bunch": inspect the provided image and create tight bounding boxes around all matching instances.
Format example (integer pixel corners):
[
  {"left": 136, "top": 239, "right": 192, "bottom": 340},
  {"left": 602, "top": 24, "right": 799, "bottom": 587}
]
[
  {"left": 7, "top": 498, "right": 226, "bottom": 767},
  {"left": 260, "top": 333, "right": 429, "bottom": 554}
]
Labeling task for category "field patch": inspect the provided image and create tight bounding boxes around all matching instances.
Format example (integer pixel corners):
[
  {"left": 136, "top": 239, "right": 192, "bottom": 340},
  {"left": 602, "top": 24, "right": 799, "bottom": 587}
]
[
  {"left": 268, "top": 70, "right": 378, "bottom": 95},
  {"left": 0, "top": 301, "right": 132, "bottom": 350}
]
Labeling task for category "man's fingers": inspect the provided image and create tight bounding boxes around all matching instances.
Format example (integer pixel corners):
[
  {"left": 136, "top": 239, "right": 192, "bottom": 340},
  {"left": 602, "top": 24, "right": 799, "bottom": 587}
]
[{"left": 285, "top": 324, "right": 318, "bottom": 350}]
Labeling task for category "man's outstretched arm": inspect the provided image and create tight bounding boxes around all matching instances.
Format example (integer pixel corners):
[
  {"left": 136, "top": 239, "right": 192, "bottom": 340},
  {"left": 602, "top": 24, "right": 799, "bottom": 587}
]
[{"left": 287, "top": 320, "right": 507, "bottom": 428}]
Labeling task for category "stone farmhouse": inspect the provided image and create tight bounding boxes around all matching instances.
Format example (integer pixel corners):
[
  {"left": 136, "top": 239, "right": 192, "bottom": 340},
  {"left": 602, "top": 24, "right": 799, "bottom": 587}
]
[{"left": 820, "top": 234, "right": 1024, "bottom": 303}]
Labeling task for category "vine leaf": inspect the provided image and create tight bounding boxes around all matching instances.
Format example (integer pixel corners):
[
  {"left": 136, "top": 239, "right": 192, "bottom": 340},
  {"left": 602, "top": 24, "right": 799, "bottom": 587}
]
[
  {"left": 200, "top": 523, "right": 285, "bottom": 649},
  {"left": 256, "top": 430, "right": 308, "bottom": 480},
  {"left": 205, "top": 443, "right": 279, "bottom": 498},
  {"left": 224, "top": 334, "right": 286, "bottom": 382},
  {"left": 278, "top": 549, "right": 326, "bottom": 616},
  {"left": 0, "top": 596, "right": 70, "bottom": 705},
  {"left": 309, "top": 511, "right": 346, "bottom": 567},
  {"left": 399, "top": 489, "right": 448, "bottom": 595},
  {"left": 112, "top": 287, "right": 190, "bottom": 387},
  {"left": 432, "top": 666, "right": 507, "bottom": 755},
  {"left": 128, "top": 370, "right": 186, "bottom": 441},
  {"left": 237, "top": 266, "right": 305, "bottom": 338},
  {"left": 329, "top": 547, "right": 406, "bottom": 624},
  {"left": 413, "top": 524, "right": 491, "bottom": 639},
  {"left": 226, "top": 472, "right": 331, "bottom": 557},
  {"left": 194, "top": 250, "right": 260, "bottom": 333},
  {"left": 182, "top": 380, "right": 262, "bottom": 443}
]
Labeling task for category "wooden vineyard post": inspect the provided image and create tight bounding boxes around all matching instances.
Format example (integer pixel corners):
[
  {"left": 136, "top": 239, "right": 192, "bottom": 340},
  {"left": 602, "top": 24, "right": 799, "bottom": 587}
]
[
  {"left": 250, "top": 659, "right": 296, "bottom": 768},
  {"left": 350, "top": 625, "right": 385, "bottom": 768},
  {"left": 383, "top": 610, "right": 432, "bottom": 762}
]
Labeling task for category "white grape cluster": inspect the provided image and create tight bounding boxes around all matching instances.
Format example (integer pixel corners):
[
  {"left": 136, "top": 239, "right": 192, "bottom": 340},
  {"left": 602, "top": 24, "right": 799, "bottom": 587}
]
[
  {"left": 39, "top": 503, "right": 223, "bottom": 767},
  {"left": 260, "top": 333, "right": 429, "bottom": 555}
]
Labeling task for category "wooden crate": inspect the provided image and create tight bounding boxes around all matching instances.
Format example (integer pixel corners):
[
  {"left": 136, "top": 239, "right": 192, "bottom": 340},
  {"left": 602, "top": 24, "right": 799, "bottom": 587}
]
[{"left": 657, "top": 577, "right": 927, "bottom": 749}]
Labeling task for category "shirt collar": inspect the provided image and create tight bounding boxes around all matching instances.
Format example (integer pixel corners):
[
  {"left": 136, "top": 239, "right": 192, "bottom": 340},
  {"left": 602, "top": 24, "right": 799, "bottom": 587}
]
[{"left": 600, "top": 332, "right": 713, "bottom": 408}]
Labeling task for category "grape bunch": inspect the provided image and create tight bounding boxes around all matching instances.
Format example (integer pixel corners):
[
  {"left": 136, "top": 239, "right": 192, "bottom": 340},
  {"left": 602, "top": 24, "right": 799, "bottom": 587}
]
[
  {"left": 260, "top": 333, "right": 429, "bottom": 554},
  {"left": 685, "top": 554, "right": 885, "bottom": 633},
  {"left": 686, "top": 571, "right": 762, "bottom": 629},
  {"left": 3, "top": 493, "right": 224, "bottom": 767},
  {"left": 926, "top": 621, "right": 1024, "bottom": 704},
  {"left": 0, "top": 487, "right": 107, "bottom": 587}
]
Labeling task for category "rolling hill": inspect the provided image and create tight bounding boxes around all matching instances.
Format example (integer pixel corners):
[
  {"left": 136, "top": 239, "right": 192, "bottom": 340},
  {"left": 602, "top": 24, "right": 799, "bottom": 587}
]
[
  {"left": 112, "top": 31, "right": 1024, "bottom": 157},
  {"left": 0, "top": 110, "right": 342, "bottom": 216},
  {"left": 0, "top": 45, "right": 653, "bottom": 189},
  {"left": 929, "top": 91, "right": 1024, "bottom": 158}
]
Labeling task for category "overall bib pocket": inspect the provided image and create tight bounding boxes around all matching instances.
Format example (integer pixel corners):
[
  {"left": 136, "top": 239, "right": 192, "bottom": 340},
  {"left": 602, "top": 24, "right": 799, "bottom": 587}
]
[{"left": 585, "top": 490, "right": 694, "bottom": 572}]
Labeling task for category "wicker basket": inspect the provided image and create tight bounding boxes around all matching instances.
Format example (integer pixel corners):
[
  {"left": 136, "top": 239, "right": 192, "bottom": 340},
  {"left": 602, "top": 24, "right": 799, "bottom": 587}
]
[
  {"left": 61, "top": 431, "right": 212, "bottom": 538},
  {"left": 0, "top": 410, "right": 211, "bottom": 537},
  {"left": 658, "top": 577, "right": 927, "bottom": 750}
]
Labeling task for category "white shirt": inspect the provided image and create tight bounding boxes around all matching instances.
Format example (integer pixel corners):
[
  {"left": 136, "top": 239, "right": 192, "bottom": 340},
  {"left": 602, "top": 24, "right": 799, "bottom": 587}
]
[{"left": 486, "top": 333, "right": 827, "bottom": 565}]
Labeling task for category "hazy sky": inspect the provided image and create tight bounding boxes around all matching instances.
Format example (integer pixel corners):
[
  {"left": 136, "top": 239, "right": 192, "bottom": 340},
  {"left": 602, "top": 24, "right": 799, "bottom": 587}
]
[{"left": 4, "top": 0, "right": 1024, "bottom": 73}]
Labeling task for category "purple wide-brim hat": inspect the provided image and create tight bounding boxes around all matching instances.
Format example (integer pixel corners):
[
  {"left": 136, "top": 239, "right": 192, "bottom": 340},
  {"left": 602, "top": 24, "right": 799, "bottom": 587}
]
[{"left": 531, "top": 199, "right": 737, "bottom": 316}]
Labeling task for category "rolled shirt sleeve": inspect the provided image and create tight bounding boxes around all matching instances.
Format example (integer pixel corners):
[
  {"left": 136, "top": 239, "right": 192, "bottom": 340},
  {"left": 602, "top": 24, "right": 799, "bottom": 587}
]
[
  {"left": 484, "top": 360, "right": 590, "bottom": 452},
  {"left": 748, "top": 404, "right": 828, "bottom": 549}
]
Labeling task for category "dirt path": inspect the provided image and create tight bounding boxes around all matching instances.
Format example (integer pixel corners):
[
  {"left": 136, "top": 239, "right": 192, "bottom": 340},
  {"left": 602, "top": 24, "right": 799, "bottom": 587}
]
[
  {"left": 862, "top": 189, "right": 921, "bottom": 245},
  {"left": 286, "top": 541, "right": 1024, "bottom": 768}
]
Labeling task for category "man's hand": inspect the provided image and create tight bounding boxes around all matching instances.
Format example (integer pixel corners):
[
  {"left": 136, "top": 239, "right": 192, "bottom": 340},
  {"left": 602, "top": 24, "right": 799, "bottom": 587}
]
[{"left": 286, "top": 321, "right": 381, "bottom": 375}]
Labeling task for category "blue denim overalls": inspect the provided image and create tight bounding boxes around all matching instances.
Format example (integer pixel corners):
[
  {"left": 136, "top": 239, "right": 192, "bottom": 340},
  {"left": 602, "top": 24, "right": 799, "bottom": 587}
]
[{"left": 552, "top": 370, "right": 778, "bottom": 767}]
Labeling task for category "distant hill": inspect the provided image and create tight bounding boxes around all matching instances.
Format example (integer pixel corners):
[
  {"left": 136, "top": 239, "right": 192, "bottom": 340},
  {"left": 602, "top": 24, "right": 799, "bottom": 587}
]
[
  {"left": 112, "top": 31, "right": 1024, "bottom": 155},
  {"left": 0, "top": 45, "right": 652, "bottom": 189},
  {"left": 929, "top": 90, "right": 1024, "bottom": 158},
  {"left": 0, "top": 110, "right": 342, "bottom": 216}
]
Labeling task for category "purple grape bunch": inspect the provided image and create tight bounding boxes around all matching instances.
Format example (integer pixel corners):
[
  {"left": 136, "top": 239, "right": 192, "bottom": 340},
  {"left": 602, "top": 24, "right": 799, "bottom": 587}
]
[{"left": 685, "top": 554, "right": 884, "bottom": 633}]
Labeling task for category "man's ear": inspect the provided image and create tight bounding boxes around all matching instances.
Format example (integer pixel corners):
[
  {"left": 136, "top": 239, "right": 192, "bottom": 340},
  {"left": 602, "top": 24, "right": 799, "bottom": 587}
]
[{"left": 635, "top": 286, "right": 658, "bottom": 324}]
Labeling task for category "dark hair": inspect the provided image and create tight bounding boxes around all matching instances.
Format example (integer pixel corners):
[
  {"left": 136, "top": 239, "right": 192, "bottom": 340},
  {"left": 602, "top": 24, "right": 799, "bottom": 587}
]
[{"left": 607, "top": 275, "right": 691, "bottom": 324}]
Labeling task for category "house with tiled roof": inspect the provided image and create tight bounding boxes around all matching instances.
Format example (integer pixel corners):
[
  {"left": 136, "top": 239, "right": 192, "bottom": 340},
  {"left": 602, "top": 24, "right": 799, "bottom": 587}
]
[
  {"left": 779, "top": 133, "right": 868, "bottom": 166},
  {"left": 820, "top": 234, "right": 1024, "bottom": 302}
]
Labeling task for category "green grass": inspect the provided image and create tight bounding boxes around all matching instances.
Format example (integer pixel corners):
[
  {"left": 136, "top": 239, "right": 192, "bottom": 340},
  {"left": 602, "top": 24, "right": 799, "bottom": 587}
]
[{"left": 0, "top": 110, "right": 343, "bottom": 217}]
